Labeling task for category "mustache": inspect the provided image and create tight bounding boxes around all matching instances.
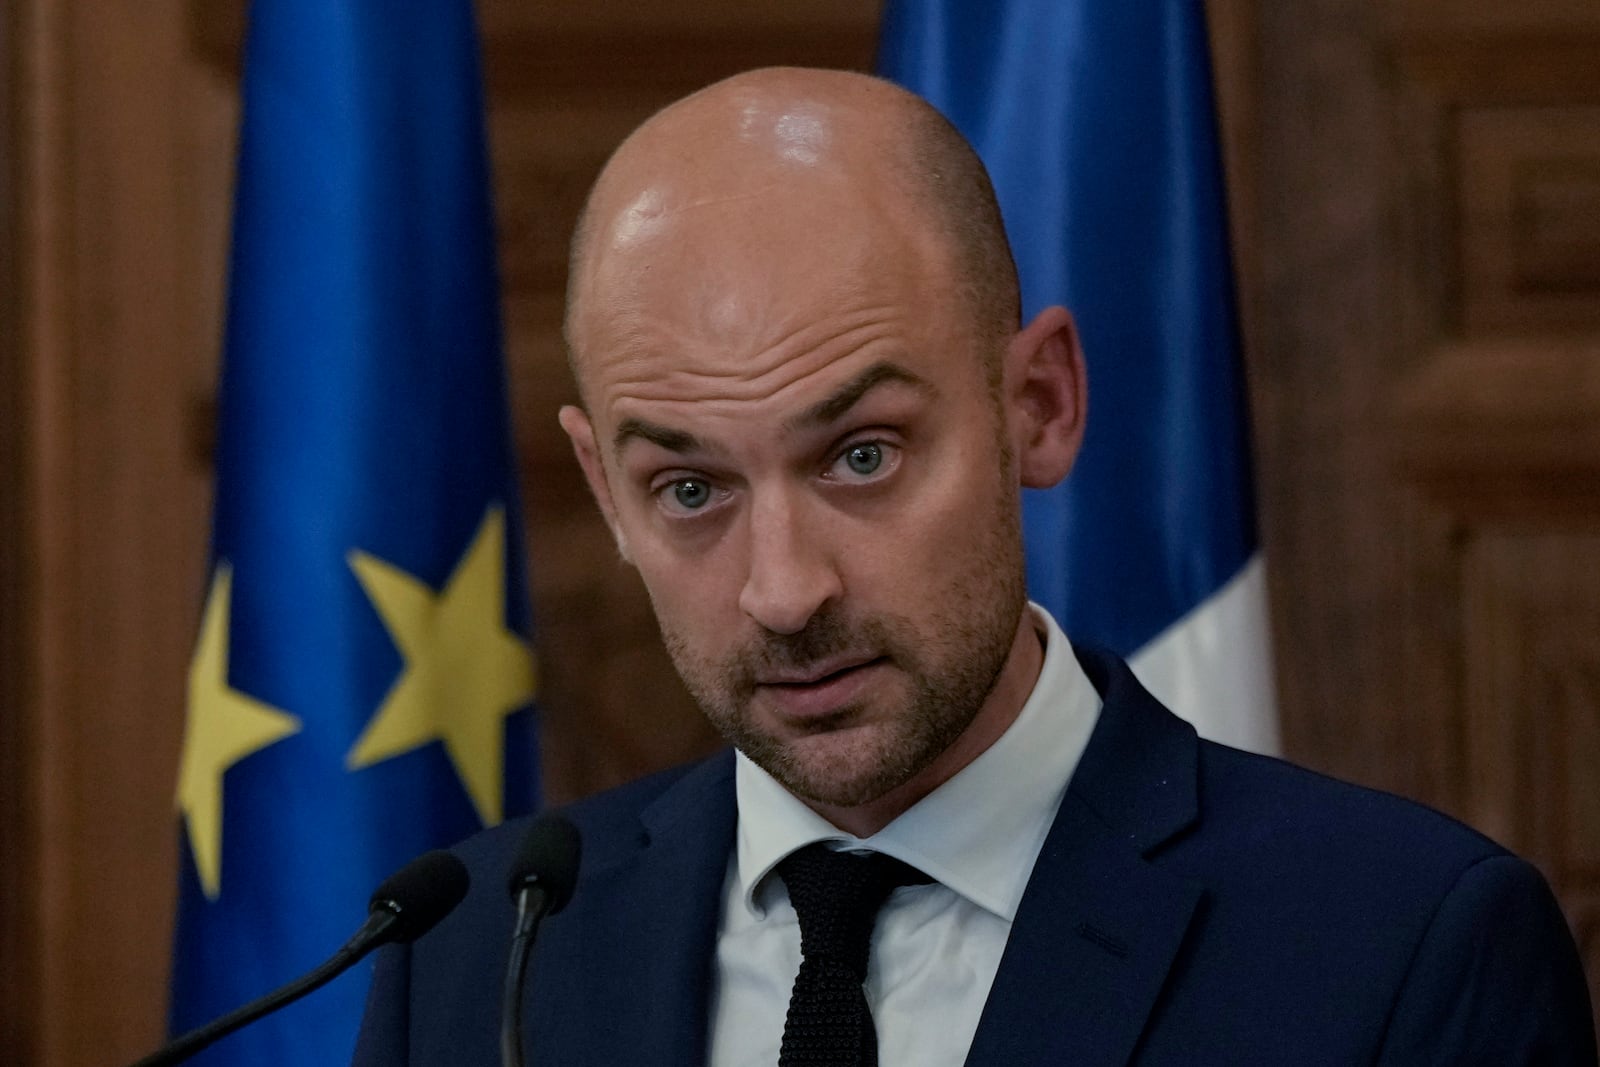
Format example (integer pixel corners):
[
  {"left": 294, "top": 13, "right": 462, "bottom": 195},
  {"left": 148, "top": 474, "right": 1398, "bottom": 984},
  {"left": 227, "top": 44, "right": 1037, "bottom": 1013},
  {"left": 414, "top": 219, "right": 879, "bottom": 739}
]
[{"left": 732, "top": 609, "right": 892, "bottom": 678}]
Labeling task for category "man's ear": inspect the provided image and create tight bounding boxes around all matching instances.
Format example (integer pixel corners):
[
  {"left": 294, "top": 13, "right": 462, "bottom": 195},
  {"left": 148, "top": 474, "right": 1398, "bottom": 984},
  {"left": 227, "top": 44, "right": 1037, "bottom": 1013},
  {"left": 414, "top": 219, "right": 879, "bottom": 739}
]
[
  {"left": 1004, "top": 305, "right": 1087, "bottom": 489},
  {"left": 558, "top": 404, "right": 632, "bottom": 563}
]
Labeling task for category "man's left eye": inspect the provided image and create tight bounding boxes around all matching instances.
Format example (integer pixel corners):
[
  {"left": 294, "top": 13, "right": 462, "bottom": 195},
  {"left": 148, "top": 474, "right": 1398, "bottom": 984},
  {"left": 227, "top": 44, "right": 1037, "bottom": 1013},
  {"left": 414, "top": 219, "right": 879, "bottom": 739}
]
[
  {"left": 844, "top": 443, "right": 883, "bottom": 475},
  {"left": 831, "top": 440, "right": 896, "bottom": 481}
]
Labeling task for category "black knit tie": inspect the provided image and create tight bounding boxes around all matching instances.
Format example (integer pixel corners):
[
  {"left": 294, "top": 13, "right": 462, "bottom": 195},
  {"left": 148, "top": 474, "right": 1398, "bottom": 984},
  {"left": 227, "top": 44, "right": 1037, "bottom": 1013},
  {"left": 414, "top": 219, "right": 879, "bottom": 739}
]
[{"left": 776, "top": 844, "right": 931, "bottom": 1067}]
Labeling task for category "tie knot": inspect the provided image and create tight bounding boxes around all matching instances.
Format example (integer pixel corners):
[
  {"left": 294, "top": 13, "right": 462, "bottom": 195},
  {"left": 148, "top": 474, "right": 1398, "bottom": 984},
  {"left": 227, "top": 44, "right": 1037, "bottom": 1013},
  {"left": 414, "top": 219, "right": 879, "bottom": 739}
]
[{"left": 776, "top": 844, "right": 930, "bottom": 977}]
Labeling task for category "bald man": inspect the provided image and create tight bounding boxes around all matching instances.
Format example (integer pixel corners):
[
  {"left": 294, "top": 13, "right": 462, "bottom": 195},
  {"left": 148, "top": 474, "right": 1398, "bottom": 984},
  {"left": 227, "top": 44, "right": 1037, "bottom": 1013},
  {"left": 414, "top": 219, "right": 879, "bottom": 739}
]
[{"left": 354, "top": 69, "right": 1595, "bottom": 1066}]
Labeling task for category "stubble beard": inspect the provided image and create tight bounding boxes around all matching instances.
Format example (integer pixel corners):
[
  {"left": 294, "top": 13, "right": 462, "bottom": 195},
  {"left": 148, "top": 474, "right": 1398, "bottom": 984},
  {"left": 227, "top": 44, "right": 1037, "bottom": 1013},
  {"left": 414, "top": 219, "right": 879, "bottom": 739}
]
[{"left": 659, "top": 490, "right": 1028, "bottom": 811}]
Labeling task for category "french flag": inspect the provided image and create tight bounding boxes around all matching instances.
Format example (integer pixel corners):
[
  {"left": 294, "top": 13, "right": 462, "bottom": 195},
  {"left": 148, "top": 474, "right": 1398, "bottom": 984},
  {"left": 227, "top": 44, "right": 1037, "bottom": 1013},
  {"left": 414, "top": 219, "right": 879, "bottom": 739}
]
[{"left": 878, "top": 1, "right": 1279, "bottom": 754}]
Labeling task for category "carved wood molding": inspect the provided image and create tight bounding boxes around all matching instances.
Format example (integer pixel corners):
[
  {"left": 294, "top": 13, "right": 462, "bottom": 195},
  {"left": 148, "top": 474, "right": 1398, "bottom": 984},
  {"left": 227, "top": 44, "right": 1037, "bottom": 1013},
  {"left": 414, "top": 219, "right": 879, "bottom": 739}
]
[
  {"left": 1384, "top": 5, "right": 1600, "bottom": 333},
  {"left": 1385, "top": 0, "right": 1600, "bottom": 95},
  {"left": 1456, "top": 106, "right": 1600, "bottom": 332},
  {"left": 1395, "top": 338, "right": 1600, "bottom": 524}
]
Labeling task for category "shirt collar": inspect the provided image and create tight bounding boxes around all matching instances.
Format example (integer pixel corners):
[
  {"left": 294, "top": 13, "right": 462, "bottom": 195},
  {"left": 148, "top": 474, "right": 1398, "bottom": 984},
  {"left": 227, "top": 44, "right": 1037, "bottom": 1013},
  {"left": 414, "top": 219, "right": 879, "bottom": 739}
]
[{"left": 733, "top": 604, "right": 1101, "bottom": 922}]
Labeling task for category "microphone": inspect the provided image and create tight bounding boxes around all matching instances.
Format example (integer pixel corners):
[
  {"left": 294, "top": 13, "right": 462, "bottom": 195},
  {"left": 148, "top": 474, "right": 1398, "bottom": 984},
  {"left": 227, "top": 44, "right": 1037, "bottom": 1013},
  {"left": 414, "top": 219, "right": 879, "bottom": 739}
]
[
  {"left": 130, "top": 849, "right": 469, "bottom": 1067},
  {"left": 500, "top": 814, "right": 582, "bottom": 1067}
]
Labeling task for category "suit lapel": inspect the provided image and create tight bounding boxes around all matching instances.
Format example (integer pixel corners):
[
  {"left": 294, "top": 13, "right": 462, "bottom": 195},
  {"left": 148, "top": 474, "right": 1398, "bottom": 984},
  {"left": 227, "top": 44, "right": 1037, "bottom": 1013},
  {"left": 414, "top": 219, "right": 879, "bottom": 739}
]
[
  {"left": 964, "top": 647, "right": 1205, "bottom": 1067},
  {"left": 542, "top": 754, "right": 737, "bottom": 1067},
  {"left": 544, "top": 649, "right": 1206, "bottom": 1066}
]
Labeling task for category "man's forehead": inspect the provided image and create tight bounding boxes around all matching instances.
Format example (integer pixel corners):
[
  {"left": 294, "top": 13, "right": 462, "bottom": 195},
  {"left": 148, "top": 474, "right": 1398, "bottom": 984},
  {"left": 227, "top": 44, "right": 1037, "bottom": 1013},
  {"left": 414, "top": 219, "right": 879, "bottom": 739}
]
[
  {"left": 573, "top": 241, "right": 951, "bottom": 435},
  {"left": 586, "top": 124, "right": 896, "bottom": 260},
  {"left": 572, "top": 167, "right": 945, "bottom": 403},
  {"left": 564, "top": 68, "right": 977, "bottom": 414},
  {"left": 586, "top": 303, "right": 922, "bottom": 424}
]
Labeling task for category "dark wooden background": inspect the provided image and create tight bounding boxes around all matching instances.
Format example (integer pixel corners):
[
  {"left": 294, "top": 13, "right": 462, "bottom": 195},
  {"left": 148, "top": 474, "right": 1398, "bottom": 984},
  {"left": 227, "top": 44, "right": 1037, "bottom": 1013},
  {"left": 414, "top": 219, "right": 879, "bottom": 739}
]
[{"left": 3, "top": 1, "right": 1598, "bottom": 1062}]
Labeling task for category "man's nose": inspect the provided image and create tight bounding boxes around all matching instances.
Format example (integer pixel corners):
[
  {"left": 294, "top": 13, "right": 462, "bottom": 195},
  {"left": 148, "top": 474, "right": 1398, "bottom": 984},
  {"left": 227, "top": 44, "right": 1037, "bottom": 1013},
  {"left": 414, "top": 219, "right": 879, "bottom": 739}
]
[{"left": 738, "top": 490, "right": 842, "bottom": 636}]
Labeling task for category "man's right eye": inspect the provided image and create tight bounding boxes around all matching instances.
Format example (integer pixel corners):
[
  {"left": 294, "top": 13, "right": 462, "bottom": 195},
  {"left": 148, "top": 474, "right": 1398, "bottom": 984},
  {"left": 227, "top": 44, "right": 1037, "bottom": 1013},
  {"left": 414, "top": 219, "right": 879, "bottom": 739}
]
[
  {"left": 672, "top": 479, "right": 710, "bottom": 509},
  {"left": 657, "top": 477, "right": 714, "bottom": 514}
]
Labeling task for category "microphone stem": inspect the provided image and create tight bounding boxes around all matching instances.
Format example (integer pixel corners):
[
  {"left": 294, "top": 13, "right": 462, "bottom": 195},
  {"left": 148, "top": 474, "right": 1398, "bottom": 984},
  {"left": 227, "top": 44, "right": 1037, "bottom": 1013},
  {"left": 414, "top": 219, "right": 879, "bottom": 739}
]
[
  {"left": 500, "top": 885, "right": 551, "bottom": 1067},
  {"left": 131, "top": 910, "right": 396, "bottom": 1067}
]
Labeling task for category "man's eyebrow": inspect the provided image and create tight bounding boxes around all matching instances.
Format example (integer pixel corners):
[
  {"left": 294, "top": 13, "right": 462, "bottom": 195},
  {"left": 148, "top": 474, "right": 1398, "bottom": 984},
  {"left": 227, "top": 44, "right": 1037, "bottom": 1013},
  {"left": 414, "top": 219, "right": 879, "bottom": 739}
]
[
  {"left": 613, "top": 417, "right": 701, "bottom": 456},
  {"left": 610, "top": 361, "right": 929, "bottom": 455},
  {"left": 792, "top": 360, "right": 932, "bottom": 429}
]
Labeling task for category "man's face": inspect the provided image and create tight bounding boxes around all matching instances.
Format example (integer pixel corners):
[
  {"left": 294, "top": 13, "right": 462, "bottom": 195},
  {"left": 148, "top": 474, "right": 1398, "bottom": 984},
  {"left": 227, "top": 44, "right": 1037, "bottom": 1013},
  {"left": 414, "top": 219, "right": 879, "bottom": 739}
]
[{"left": 564, "top": 156, "right": 1033, "bottom": 816}]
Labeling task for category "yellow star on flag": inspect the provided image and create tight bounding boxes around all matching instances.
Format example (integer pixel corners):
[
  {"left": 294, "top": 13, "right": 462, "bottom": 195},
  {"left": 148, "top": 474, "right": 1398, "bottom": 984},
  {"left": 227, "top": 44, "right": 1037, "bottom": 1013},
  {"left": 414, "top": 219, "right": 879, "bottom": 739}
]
[
  {"left": 177, "top": 563, "right": 303, "bottom": 900},
  {"left": 345, "top": 506, "right": 535, "bottom": 826}
]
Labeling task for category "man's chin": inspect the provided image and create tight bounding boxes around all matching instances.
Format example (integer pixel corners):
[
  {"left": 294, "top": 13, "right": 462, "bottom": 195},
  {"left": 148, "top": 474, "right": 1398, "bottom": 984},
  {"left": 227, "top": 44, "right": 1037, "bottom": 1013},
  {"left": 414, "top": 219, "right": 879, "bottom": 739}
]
[{"left": 747, "top": 723, "right": 917, "bottom": 810}]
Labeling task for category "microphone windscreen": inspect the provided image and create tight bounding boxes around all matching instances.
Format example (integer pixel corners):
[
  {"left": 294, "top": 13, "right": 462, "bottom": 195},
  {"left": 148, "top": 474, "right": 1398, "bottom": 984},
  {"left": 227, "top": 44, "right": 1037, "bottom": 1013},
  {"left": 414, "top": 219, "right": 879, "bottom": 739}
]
[
  {"left": 368, "top": 849, "right": 470, "bottom": 944},
  {"left": 505, "top": 813, "right": 582, "bottom": 915}
]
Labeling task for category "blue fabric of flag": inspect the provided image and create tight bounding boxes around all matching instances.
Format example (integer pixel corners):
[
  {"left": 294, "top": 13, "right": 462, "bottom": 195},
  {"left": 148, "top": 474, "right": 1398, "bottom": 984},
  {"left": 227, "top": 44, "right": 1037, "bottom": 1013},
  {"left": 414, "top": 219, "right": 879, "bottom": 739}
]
[
  {"left": 167, "top": 1, "right": 536, "bottom": 1062},
  {"left": 877, "top": 0, "right": 1258, "bottom": 657}
]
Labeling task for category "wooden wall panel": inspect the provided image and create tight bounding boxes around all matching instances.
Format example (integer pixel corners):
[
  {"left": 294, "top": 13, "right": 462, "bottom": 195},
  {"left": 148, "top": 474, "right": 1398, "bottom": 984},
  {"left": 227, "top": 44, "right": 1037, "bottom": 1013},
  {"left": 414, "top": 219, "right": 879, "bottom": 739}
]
[
  {"left": 1380, "top": 0, "right": 1600, "bottom": 1020},
  {"left": 1397, "top": 338, "right": 1600, "bottom": 1001},
  {"left": 3, "top": 11, "right": 246, "bottom": 1053},
  {"left": 4, "top": 2, "right": 231, "bottom": 1062},
  {"left": 1253, "top": 0, "right": 1430, "bottom": 798},
  {"left": 0, "top": 2, "right": 37, "bottom": 1060},
  {"left": 1253, "top": 0, "right": 1600, "bottom": 1026},
  {"left": 1459, "top": 106, "right": 1600, "bottom": 331},
  {"left": 1387, "top": 0, "right": 1600, "bottom": 35},
  {"left": 1397, "top": 339, "right": 1600, "bottom": 524}
]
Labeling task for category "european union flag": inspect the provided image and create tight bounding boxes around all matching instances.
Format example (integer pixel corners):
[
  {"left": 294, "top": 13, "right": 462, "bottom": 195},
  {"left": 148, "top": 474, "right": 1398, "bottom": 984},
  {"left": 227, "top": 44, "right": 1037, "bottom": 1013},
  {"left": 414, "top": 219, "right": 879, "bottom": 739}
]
[
  {"left": 879, "top": 0, "right": 1278, "bottom": 752},
  {"left": 168, "top": 1, "right": 538, "bottom": 1062}
]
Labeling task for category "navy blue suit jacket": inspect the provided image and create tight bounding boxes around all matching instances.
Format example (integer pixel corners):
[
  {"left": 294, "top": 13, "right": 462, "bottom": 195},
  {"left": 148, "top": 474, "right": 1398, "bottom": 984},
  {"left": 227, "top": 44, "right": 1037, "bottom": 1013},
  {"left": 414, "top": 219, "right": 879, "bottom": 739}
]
[{"left": 354, "top": 647, "right": 1596, "bottom": 1064}]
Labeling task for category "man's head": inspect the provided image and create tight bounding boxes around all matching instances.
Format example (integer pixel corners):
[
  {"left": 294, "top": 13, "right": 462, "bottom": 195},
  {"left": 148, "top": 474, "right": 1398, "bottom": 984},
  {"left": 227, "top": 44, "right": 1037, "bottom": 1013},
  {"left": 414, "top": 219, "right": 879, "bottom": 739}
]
[{"left": 559, "top": 68, "right": 1086, "bottom": 834}]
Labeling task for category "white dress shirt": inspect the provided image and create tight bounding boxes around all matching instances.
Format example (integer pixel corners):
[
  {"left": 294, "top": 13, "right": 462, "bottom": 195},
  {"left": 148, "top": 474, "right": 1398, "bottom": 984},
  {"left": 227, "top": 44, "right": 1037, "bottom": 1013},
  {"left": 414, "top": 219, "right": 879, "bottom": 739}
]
[{"left": 707, "top": 605, "right": 1101, "bottom": 1066}]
